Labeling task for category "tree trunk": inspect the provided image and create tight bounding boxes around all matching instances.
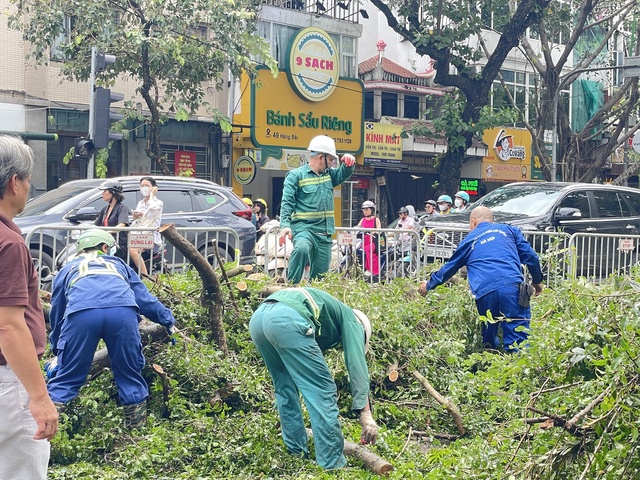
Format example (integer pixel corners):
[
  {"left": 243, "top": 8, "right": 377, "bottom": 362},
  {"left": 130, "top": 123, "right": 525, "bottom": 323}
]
[{"left": 159, "top": 224, "right": 228, "bottom": 354}]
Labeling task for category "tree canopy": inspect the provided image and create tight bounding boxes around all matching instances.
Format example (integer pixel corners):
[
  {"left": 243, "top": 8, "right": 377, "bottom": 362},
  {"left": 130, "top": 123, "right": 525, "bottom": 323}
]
[
  {"left": 9, "top": 0, "right": 277, "bottom": 175},
  {"left": 369, "top": 0, "right": 550, "bottom": 194}
]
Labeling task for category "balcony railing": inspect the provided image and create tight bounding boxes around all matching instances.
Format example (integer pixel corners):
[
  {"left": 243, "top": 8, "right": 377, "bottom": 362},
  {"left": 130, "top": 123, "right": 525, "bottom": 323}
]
[{"left": 262, "top": 0, "right": 364, "bottom": 23}]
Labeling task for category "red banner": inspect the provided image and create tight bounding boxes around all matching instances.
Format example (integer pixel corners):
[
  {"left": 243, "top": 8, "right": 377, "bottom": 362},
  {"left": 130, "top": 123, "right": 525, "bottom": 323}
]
[{"left": 174, "top": 150, "right": 196, "bottom": 177}]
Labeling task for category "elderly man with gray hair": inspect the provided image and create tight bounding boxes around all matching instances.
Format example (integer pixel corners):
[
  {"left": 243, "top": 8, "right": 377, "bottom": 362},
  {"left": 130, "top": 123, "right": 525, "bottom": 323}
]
[
  {"left": 0, "top": 135, "right": 58, "bottom": 479},
  {"left": 419, "top": 206, "right": 544, "bottom": 352}
]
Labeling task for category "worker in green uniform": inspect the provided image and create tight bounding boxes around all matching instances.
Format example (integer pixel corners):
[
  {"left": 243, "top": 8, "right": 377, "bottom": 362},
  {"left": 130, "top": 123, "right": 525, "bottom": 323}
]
[
  {"left": 279, "top": 135, "right": 355, "bottom": 284},
  {"left": 249, "top": 287, "right": 378, "bottom": 470}
]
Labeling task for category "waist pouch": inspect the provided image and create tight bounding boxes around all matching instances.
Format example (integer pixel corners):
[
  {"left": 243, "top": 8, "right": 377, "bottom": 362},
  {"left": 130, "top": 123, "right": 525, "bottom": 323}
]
[{"left": 518, "top": 282, "right": 535, "bottom": 308}]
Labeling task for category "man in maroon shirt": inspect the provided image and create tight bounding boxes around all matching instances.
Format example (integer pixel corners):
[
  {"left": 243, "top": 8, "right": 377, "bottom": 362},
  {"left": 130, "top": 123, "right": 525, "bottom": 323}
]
[{"left": 0, "top": 135, "right": 58, "bottom": 479}]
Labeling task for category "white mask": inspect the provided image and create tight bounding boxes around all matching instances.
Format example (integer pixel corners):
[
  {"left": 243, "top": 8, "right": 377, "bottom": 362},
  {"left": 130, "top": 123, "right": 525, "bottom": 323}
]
[
  {"left": 109, "top": 245, "right": 117, "bottom": 256},
  {"left": 438, "top": 203, "right": 448, "bottom": 212},
  {"left": 140, "top": 186, "right": 151, "bottom": 197},
  {"left": 454, "top": 198, "right": 463, "bottom": 208}
]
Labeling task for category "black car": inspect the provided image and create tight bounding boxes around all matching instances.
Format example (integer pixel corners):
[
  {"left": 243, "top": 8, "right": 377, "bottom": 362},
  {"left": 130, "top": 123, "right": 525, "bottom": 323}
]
[
  {"left": 16, "top": 176, "right": 255, "bottom": 278},
  {"left": 419, "top": 182, "right": 640, "bottom": 277}
]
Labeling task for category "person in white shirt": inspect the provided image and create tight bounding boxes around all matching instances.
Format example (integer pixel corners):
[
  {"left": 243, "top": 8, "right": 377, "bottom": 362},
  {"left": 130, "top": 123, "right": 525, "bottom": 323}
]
[{"left": 130, "top": 176, "right": 164, "bottom": 276}]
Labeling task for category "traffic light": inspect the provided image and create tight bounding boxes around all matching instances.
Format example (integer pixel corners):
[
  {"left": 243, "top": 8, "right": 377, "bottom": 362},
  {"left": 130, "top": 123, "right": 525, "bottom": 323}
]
[
  {"left": 90, "top": 51, "right": 124, "bottom": 149},
  {"left": 73, "top": 138, "right": 95, "bottom": 160},
  {"left": 93, "top": 87, "right": 124, "bottom": 148}
]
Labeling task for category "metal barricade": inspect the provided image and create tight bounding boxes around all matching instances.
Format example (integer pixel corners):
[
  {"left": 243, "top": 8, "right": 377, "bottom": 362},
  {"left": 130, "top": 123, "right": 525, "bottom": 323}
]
[
  {"left": 567, "top": 232, "right": 640, "bottom": 281},
  {"left": 333, "top": 227, "right": 423, "bottom": 283},
  {"left": 254, "top": 225, "right": 423, "bottom": 283},
  {"left": 522, "top": 231, "right": 571, "bottom": 285},
  {"left": 24, "top": 224, "right": 240, "bottom": 287}
]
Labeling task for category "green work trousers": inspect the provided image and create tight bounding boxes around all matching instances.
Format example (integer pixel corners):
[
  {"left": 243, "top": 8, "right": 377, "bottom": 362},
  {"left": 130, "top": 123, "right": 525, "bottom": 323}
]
[
  {"left": 249, "top": 301, "right": 347, "bottom": 469},
  {"left": 287, "top": 230, "right": 332, "bottom": 284}
]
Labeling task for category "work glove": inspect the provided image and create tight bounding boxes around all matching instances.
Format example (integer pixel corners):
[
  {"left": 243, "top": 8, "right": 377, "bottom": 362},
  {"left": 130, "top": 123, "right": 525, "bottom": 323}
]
[
  {"left": 166, "top": 325, "right": 177, "bottom": 345},
  {"left": 44, "top": 357, "right": 59, "bottom": 380},
  {"left": 279, "top": 227, "right": 292, "bottom": 247},
  {"left": 341, "top": 153, "right": 356, "bottom": 167},
  {"left": 359, "top": 410, "right": 378, "bottom": 445}
]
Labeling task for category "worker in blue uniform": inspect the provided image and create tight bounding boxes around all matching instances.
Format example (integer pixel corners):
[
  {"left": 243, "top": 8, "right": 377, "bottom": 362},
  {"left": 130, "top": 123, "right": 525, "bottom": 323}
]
[
  {"left": 249, "top": 287, "right": 378, "bottom": 470},
  {"left": 419, "top": 206, "right": 544, "bottom": 351},
  {"left": 46, "top": 229, "right": 176, "bottom": 428}
]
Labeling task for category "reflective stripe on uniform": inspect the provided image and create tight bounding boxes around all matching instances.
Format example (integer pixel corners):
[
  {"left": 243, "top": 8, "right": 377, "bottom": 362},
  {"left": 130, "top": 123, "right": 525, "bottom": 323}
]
[
  {"left": 70, "top": 252, "right": 125, "bottom": 287},
  {"left": 292, "top": 210, "right": 334, "bottom": 220},
  {"left": 287, "top": 287, "right": 322, "bottom": 335}
]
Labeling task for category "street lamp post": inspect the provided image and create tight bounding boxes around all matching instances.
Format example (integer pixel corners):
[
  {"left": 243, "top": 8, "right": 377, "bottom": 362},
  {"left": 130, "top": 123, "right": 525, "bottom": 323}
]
[{"left": 551, "top": 60, "right": 640, "bottom": 182}]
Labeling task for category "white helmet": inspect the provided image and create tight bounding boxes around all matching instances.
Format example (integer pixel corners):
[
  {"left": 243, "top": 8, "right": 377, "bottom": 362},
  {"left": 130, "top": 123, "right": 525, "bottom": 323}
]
[
  {"left": 308, "top": 135, "right": 337, "bottom": 160},
  {"left": 361, "top": 200, "right": 375, "bottom": 210},
  {"left": 352, "top": 309, "right": 372, "bottom": 354}
]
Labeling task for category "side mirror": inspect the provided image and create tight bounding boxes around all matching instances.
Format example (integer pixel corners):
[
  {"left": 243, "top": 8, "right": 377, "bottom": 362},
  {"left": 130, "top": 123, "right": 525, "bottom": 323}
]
[
  {"left": 67, "top": 206, "right": 99, "bottom": 223},
  {"left": 555, "top": 207, "right": 582, "bottom": 221}
]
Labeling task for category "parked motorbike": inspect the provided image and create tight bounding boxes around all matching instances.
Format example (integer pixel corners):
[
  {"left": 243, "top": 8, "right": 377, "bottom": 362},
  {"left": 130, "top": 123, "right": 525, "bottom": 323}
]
[
  {"left": 336, "top": 233, "right": 418, "bottom": 282},
  {"left": 255, "top": 220, "right": 294, "bottom": 277}
]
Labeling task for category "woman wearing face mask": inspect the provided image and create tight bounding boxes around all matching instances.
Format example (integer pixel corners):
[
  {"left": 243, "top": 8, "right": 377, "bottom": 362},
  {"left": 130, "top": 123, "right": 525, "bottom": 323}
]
[
  {"left": 130, "top": 177, "right": 164, "bottom": 277},
  {"left": 436, "top": 195, "right": 453, "bottom": 214},
  {"left": 357, "top": 200, "right": 381, "bottom": 277},
  {"left": 95, "top": 179, "right": 129, "bottom": 261},
  {"left": 452, "top": 191, "right": 470, "bottom": 213}
]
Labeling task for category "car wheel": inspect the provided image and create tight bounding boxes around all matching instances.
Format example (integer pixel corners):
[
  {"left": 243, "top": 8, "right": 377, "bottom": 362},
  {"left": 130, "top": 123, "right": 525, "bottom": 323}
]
[{"left": 30, "top": 249, "right": 54, "bottom": 283}]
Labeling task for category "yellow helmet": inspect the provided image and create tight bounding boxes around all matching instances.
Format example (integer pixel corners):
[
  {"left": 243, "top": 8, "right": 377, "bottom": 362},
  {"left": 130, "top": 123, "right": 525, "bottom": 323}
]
[
  {"left": 242, "top": 197, "right": 253, "bottom": 207},
  {"left": 254, "top": 198, "right": 268, "bottom": 211}
]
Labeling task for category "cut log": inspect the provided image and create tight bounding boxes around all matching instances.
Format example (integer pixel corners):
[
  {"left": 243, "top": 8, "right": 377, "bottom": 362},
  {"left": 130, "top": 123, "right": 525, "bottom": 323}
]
[
  {"left": 306, "top": 428, "right": 393, "bottom": 475},
  {"left": 387, "top": 363, "right": 399, "bottom": 382},
  {"left": 159, "top": 224, "right": 228, "bottom": 354},
  {"left": 260, "top": 285, "right": 285, "bottom": 297},
  {"left": 412, "top": 370, "right": 465, "bottom": 436},
  {"left": 247, "top": 273, "right": 269, "bottom": 281},
  {"left": 226, "top": 265, "right": 254, "bottom": 278}
]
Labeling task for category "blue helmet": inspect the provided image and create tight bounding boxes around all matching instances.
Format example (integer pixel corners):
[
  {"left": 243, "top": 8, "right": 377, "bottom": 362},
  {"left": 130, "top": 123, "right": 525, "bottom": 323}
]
[
  {"left": 455, "top": 191, "right": 470, "bottom": 203},
  {"left": 437, "top": 194, "right": 453, "bottom": 205}
]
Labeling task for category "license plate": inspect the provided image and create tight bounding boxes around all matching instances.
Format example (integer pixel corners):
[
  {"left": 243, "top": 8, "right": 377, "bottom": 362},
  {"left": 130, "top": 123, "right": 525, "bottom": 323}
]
[
  {"left": 337, "top": 232, "right": 356, "bottom": 246},
  {"left": 619, "top": 238, "right": 635, "bottom": 252},
  {"left": 423, "top": 247, "right": 454, "bottom": 258}
]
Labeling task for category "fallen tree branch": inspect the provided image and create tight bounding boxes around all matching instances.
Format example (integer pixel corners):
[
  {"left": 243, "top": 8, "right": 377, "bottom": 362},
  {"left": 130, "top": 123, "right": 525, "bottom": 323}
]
[
  {"left": 394, "top": 427, "right": 412, "bottom": 460},
  {"left": 306, "top": 428, "right": 393, "bottom": 475},
  {"left": 565, "top": 386, "right": 611, "bottom": 431},
  {"left": 213, "top": 245, "right": 239, "bottom": 313},
  {"left": 412, "top": 370, "right": 466, "bottom": 436},
  {"left": 160, "top": 224, "right": 227, "bottom": 354},
  {"left": 151, "top": 364, "right": 170, "bottom": 418},
  {"left": 411, "top": 430, "right": 460, "bottom": 441}
]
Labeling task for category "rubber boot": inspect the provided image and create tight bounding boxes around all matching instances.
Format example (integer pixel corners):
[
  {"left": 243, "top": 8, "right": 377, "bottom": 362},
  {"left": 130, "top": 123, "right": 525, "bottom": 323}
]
[{"left": 123, "top": 401, "right": 147, "bottom": 429}]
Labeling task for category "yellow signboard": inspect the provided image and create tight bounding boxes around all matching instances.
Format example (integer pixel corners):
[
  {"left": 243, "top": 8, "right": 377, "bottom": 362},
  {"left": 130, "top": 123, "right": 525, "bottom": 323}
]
[
  {"left": 250, "top": 67, "right": 364, "bottom": 153},
  {"left": 481, "top": 128, "right": 532, "bottom": 181},
  {"left": 287, "top": 27, "right": 340, "bottom": 102},
  {"left": 363, "top": 123, "right": 403, "bottom": 161}
]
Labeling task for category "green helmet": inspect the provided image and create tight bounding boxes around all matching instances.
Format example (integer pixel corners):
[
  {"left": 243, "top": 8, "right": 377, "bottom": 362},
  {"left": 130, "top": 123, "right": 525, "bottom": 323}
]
[{"left": 77, "top": 229, "right": 115, "bottom": 252}]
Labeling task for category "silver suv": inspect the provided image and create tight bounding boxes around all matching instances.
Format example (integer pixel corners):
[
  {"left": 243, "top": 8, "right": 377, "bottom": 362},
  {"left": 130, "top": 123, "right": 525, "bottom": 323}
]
[{"left": 17, "top": 176, "right": 255, "bottom": 279}]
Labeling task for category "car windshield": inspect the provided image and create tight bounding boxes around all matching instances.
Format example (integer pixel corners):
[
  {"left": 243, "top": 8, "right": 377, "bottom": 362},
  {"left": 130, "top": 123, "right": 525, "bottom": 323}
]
[
  {"left": 474, "top": 185, "right": 564, "bottom": 216},
  {"left": 19, "top": 185, "right": 93, "bottom": 217}
]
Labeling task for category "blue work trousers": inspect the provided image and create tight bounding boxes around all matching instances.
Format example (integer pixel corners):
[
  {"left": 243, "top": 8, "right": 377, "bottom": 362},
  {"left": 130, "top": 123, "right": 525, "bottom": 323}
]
[
  {"left": 47, "top": 306, "right": 147, "bottom": 406},
  {"left": 249, "top": 302, "right": 346, "bottom": 470},
  {"left": 287, "top": 231, "right": 332, "bottom": 284},
  {"left": 476, "top": 284, "right": 531, "bottom": 352}
]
